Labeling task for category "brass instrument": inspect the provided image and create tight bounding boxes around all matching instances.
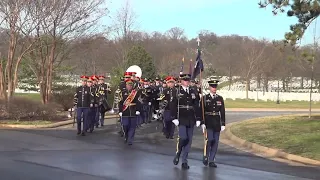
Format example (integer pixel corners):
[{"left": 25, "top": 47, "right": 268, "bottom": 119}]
[{"left": 110, "top": 87, "right": 121, "bottom": 114}]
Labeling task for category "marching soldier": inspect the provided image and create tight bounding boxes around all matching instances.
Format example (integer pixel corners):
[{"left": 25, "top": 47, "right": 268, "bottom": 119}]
[
  {"left": 142, "top": 78, "right": 153, "bottom": 123},
  {"left": 73, "top": 76, "right": 92, "bottom": 136},
  {"left": 162, "top": 76, "right": 177, "bottom": 139},
  {"left": 86, "top": 77, "right": 98, "bottom": 132},
  {"left": 91, "top": 75, "right": 100, "bottom": 128},
  {"left": 97, "top": 75, "right": 111, "bottom": 127},
  {"left": 152, "top": 76, "right": 161, "bottom": 119},
  {"left": 118, "top": 79, "right": 141, "bottom": 145},
  {"left": 117, "top": 72, "right": 132, "bottom": 137},
  {"left": 200, "top": 79, "right": 226, "bottom": 168},
  {"left": 171, "top": 73, "right": 201, "bottom": 169}
]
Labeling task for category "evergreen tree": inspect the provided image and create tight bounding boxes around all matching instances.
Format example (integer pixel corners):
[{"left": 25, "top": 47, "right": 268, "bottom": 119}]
[
  {"left": 126, "top": 45, "right": 156, "bottom": 79},
  {"left": 259, "top": 0, "right": 320, "bottom": 46}
]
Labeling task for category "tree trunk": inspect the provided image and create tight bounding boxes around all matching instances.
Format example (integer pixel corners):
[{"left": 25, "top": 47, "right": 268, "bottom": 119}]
[
  {"left": 264, "top": 76, "right": 269, "bottom": 92},
  {"left": 300, "top": 77, "right": 304, "bottom": 89},
  {"left": 245, "top": 78, "right": 250, "bottom": 99},
  {"left": 228, "top": 66, "right": 232, "bottom": 90},
  {"left": 0, "top": 59, "right": 6, "bottom": 100},
  {"left": 44, "top": 39, "right": 57, "bottom": 103},
  {"left": 282, "top": 78, "right": 286, "bottom": 91},
  {"left": 257, "top": 74, "right": 261, "bottom": 88},
  {"left": 6, "top": 31, "right": 17, "bottom": 100}
]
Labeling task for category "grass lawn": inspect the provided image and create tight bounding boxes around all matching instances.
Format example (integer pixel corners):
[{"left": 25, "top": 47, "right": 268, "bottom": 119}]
[
  {"left": 224, "top": 99, "right": 320, "bottom": 108},
  {"left": 0, "top": 120, "right": 52, "bottom": 125},
  {"left": 13, "top": 93, "right": 320, "bottom": 109},
  {"left": 15, "top": 93, "right": 41, "bottom": 101},
  {"left": 231, "top": 115, "right": 320, "bottom": 161}
]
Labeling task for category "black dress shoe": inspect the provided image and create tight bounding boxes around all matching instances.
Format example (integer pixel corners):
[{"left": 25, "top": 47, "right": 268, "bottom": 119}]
[
  {"left": 81, "top": 132, "right": 86, "bottom": 136},
  {"left": 77, "top": 131, "right": 81, "bottom": 135},
  {"left": 173, "top": 154, "right": 180, "bottom": 165},
  {"left": 209, "top": 162, "right": 217, "bottom": 168},
  {"left": 169, "top": 136, "right": 174, "bottom": 139},
  {"left": 181, "top": 163, "right": 190, "bottom": 169},
  {"left": 166, "top": 135, "right": 169, "bottom": 139},
  {"left": 203, "top": 156, "right": 208, "bottom": 166}
]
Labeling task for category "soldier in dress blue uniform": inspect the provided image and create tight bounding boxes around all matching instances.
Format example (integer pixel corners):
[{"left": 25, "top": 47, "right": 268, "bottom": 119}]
[
  {"left": 118, "top": 72, "right": 132, "bottom": 137},
  {"left": 171, "top": 73, "right": 201, "bottom": 169},
  {"left": 86, "top": 77, "right": 98, "bottom": 132},
  {"left": 162, "top": 76, "right": 178, "bottom": 139},
  {"left": 97, "top": 75, "right": 111, "bottom": 127},
  {"left": 118, "top": 79, "right": 141, "bottom": 145},
  {"left": 200, "top": 79, "right": 226, "bottom": 168},
  {"left": 142, "top": 78, "right": 153, "bottom": 123},
  {"left": 74, "top": 76, "right": 93, "bottom": 136},
  {"left": 90, "top": 75, "right": 100, "bottom": 128}
]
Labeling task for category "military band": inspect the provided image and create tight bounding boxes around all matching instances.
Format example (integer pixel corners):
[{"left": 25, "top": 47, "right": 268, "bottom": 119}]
[{"left": 73, "top": 70, "right": 226, "bottom": 170}]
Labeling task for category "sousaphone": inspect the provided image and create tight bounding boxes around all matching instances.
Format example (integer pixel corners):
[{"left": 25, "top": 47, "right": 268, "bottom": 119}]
[
  {"left": 109, "top": 65, "right": 142, "bottom": 114},
  {"left": 126, "top": 65, "right": 142, "bottom": 78}
]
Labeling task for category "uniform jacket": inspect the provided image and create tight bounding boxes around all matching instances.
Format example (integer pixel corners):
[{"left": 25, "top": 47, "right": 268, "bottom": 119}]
[
  {"left": 139, "top": 86, "right": 153, "bottom": 104},
  {"left": 200, "top": 93, "right": 226, "bottom": 132},
  {"left": 171, "top": 86, "right": 201, "bottom": 127},
  {"left": 163, "top": 87, "right": 178, "bottom": 110},
  {"left": 74, "top": 85, "right": 94, "bottom": 108},
  {"left": 118, "top": 88, "right": 141, "bottom": 117}
]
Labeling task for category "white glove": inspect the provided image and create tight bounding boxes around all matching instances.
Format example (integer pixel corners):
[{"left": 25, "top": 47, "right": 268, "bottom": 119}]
[
  {"left": 172, "top": 119, "right": 179, "bottom": 126},
  {"left": 148, "top": 102, "right": 151, "bottom": 105},
  {"left": 136, "top": 111, "right": 140, "bottom": 115},
  {"left": 118, "top": 112, "right": 122, "bottom": 117},
  {"left": 201, "top": 124, "right": 206, "bottom": 133},
  {"left": 221, "top": 126, "right": 225, "bottom": 132},
  {"left": 90, "top": 104, "right": 93, "bottom": 107},
  {"left": 196, "top": 121, "right": 200, "bottom": 127}
]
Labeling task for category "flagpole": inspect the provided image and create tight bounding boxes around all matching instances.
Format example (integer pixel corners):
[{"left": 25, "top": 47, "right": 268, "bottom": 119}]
[{"left": 197, "top": 36, "right": 206, "bottom": 134}]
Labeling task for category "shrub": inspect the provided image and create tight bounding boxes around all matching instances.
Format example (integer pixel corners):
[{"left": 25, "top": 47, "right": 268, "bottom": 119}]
[
  {"left": 52, "top": 84, "right": 76, "bottom": 111},
  {"left": 35, "top": 102, "right": 59, "bottom": 121},
  {"left": 6, "top": 97, "right": 41, "bottom": 121},
  {"left": 1, "top": 96, "right": 63, "bottom": 121}
]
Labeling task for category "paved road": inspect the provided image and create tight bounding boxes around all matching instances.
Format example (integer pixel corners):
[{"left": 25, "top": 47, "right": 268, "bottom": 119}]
[{"left": 0, "top": 111, "right": 319, "bottom": 180}]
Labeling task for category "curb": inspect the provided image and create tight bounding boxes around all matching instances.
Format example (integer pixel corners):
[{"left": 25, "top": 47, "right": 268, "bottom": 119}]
[
  {"left": 225, "top": 108, "right": 320, "bottom": 112},
  {"left": 224, "top": 117, "right": 320, "bottom": 166},
  {"left": 0, "top": 115, "right": 119, "bottom": 129}
]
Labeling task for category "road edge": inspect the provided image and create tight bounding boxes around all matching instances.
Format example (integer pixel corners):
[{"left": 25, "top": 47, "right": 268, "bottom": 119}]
[
  {"left": 224, "top": 116, "right": 320, "bottom": 166},
  {"left": 0, "top": 115, "right": 119, "bottom": 129}
]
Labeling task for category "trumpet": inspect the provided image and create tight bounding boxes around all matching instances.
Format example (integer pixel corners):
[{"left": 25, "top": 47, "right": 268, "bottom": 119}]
[{"left": 110, "top": 88, "right": 121, "bottom": 114}]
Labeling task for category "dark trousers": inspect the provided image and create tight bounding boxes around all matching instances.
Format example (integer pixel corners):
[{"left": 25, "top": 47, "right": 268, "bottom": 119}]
[
  {"left": 93, "top": 107, "right": 99, "bottom": 126},
  {"left": 100, "top": 110, "right": 105, "bottom": 126},
  {"left": 88, "top": 107, "right": 97, "bottom": 131},
  {"left": 176, "top": 125, "right": 194, "bottom": 163},
  {"left": 164, "top": 110, "right": 174, "bottom": 137},
  {"left": 121, "top": 116, "right": 138, "bottom": 144},
  {"left": 142, "top": 104, "right": 150, "bottom": 123},
  {"left": 76, "top": 107, "right": 89, "bottom": 133},
  {"left": 204, "top": 129, "right": 220, "bottom": 162}
]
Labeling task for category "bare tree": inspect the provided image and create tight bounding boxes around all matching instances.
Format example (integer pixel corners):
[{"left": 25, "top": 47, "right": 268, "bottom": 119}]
[
  {"left": 24, "top": 0, "right": 107, "bottom": 104},
  {"left": 166, "top": 27, "right": 185, "bottom": 40},
  {"left": 239, "top": 38, "right": 266, "bottom": 99},
  {"left": 0, "top": 0, "right": 39, "bottom": 100},
  {"left": 110, "top": 0, "right": 138, "bottom": 69}
]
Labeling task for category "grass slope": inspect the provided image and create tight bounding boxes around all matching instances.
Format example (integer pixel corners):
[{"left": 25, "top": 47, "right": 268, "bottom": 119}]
[{"left": 231, "top": 115, "right": 320, "bottom": 161}]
